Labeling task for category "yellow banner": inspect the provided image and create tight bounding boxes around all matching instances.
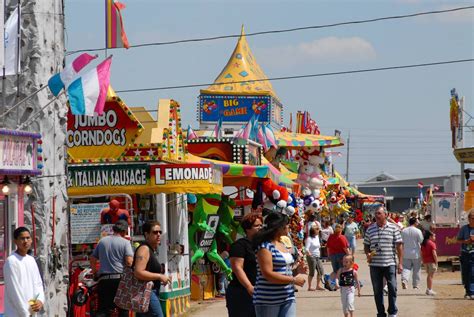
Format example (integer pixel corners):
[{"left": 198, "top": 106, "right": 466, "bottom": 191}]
[{"left": 67, "top": 163, "right": 223, "bottom": 196}]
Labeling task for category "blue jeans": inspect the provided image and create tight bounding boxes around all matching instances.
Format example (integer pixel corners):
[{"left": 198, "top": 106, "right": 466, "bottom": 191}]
[
  {"left": 136, "top": 289, "right": 164, "bottom": 317},
  {"left": 347, "top": 236, "right": 357, "bottom": 253},
  {"left": 255, "top": 299, "right": 296, "bottom": 317},
  {"left": 460, "top": 252, "right": 474, "bottom": 295},
  {"left": 329, "top": 253, "right": 345, "bottom": 273},
  {"left": 370, "top": 265, "right": 398, "bottom": 317}
]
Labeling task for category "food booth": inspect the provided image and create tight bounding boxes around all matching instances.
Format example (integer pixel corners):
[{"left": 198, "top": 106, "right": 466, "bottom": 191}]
[{"left": 67, "top": 92, "right": 223, "bottom": 317}]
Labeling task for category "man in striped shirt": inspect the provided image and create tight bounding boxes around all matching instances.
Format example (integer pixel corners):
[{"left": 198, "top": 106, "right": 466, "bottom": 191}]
[{"left": 364, "top": 206, "right": 404, "bottom": 317}]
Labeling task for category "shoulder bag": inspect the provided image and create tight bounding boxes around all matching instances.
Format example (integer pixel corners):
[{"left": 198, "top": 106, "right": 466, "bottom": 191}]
[{"left": 114, "top": 257, "right": 154, "bottom": 312}]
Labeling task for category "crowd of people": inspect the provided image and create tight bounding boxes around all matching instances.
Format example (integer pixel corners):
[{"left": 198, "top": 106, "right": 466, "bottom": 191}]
[
  {"left": 2, "top": 208, "right": 473, "bottom": 316},
  {"left": 224, "top": 207, "right": 474, "bottom": 317}
]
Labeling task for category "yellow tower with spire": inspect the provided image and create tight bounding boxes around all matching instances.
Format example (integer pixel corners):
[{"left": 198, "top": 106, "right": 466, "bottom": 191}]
[{"left": 199, "top": 26, "right": 283, "bottom": 130}]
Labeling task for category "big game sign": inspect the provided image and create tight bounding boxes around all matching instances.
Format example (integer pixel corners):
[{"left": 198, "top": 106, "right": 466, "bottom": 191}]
[
  {"left": 200, "top": 94, "right": 271, "bottom": 123},
  {"left": 67, "top": 100, "right": 141, "bottom": 161}
]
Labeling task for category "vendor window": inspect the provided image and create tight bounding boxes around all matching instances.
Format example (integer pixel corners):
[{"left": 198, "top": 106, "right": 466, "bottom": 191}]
[
  {"left": 166, "top": 193, "right": 186, "bottom": 255},
  {"left": 135, "top": 194, "right": 157, "bottom": 235}
]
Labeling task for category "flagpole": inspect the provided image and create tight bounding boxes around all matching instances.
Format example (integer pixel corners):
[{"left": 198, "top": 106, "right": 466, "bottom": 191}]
[
  {"left": 15, "top": 0, "right": 20, "bottom": 127},
  {"left": 0, "top": 84, "right": 45, "bottom": 120},
  {"left": 1, "top": 0, "right": 5, "bottom": 128},
  {"left": 104, "top": 0, "right": 108, "bottom": 59},
  {"left": 16, "top": 91, "right": 63, "bottom": 130}
]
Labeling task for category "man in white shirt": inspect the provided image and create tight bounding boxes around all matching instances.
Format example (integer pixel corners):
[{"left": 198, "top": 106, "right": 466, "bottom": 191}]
[
  {"left": 4, "top": 227, "right": 45, "bottom": 316},
  {"left": 400, "top": 217, "right": 424, "bottom": 289}
]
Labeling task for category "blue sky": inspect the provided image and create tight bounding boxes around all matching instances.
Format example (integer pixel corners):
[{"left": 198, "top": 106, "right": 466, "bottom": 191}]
[{"left": 65, "top": 0, "right": 474, "bottom": 182}]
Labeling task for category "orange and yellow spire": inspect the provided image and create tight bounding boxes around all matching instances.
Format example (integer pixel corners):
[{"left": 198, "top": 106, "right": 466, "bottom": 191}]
[{"left": 201, "top": 25, "right": 277, "bottom": 97}]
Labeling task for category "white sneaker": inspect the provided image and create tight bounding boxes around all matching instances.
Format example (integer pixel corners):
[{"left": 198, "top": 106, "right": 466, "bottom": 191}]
[
  {"left": 388, "top": 315, "right": 397, "bottom": 317},
  {"left": 425, "top": 289, "right": 436, "bottom": 296},
  {"left": 401, "top": 280, "right": 407, "bottom": 289}
]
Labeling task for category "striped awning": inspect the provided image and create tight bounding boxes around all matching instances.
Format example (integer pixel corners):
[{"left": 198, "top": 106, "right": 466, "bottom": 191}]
[
  {"left": 184, "top": 154, "right": 276, "bottom": 186},
  {"left": 274, "top": 131, "right": 343, "bottom": 149}
]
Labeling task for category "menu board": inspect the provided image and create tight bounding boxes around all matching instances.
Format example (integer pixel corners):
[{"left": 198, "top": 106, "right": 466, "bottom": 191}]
[{"left": 70, "top": 203, "right": 108, "bottom": 244}]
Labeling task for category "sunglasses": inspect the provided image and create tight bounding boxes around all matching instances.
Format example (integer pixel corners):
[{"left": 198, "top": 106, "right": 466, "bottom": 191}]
[{"left": 152, "top": 230, "right": 162, "bottom": 235}]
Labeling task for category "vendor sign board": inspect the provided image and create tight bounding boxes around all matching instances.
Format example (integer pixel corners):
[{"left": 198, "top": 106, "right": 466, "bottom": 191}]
[
  {"left": 67, "top": 163, "right": 223, "bottom": 196},
  {"left": 200, "top": 94, "right": 271, "bottom": 123},
  {"left": 433, "top": 227, "right": 460, "bottom": 257},
  {"left": 67, "top": 99, "right": 142, "bottom": 161},
  {"left": 198, "top": 215, "right": 220, "bottom": 253},
  {"left": 150, "top": 163, "right": 223, "bottom": 194},
  {"left": 0, "top": 129, "right": 40, "bottom": 175},
  {"left": 431, "top": 193, "right": 458, "bottom": 225},
  {"left": 70, "top": 202, "right": 109, "bottom": 244}
]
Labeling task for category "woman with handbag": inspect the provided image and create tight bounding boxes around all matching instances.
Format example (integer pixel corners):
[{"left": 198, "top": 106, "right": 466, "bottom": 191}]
[
  {"left": 134, "top": 221, "right": 171, "bottom": 317},
  {"left": 252, "top": 212, "right": 305, "bottom": 317}
]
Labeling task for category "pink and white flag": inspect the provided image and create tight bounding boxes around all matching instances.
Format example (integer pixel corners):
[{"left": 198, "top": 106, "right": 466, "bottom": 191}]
[
  {"left": 48, "top": 53, "right": 98, "bottom": 96},
  {"left": 67, "top": 57, "right": 112, "bottom": 116}
]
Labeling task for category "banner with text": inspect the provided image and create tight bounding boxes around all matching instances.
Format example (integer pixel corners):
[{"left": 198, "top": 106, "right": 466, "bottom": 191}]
[
  {"left": 200, "top": 94, "right": 271, "bottom": 123},
  {"left": 67, "top": 163, "right": 223, "bottom": 196}
]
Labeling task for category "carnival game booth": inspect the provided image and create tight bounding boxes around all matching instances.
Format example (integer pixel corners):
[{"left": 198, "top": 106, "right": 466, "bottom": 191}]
[
  {"left": 197, "top": 26, "right": 282, "bottom": 133},
  {"left": 184, "top": 151, "right": 295, "bottom": 300},
  {"left": 0, "top": 129, "right": 42, "bottom": 315},
  {"left": 67, "top": 93, "right": 223, "bottom": 317},
  {"left": 425, "top": 191, "right": 464, "bottom": 258}
]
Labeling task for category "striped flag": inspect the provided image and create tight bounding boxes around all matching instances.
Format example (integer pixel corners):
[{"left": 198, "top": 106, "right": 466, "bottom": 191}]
[
  {"left": 250, "top": 114, "right": 260, "bottom": 140},
  {"left": 263, "top": 124, "right": 277, "bottom": 148},
  {"left": 257, "top": 125, "right": 268, "bottom": 151},
  {"left": 212, "top": 117, "right": 222, "bottom": 138},
  {"left": 106, "top": 0, "right": 130, "bottom": 49},
  {"left": 418, "top": 181, "right": 424, "bottom": 204},
  {"left": 68, "top": 57, "right": 112, "bottom": 116},
  {"left": 187, "top": 125, "right": 198, "bottom": 140},
  {"left": 235, "top": 115, "right": 256, "bottom": 140},
  {"left": 48, "top": 53, "right": 98, "bottom": 96},
  {"left": 289, "top": 112, "right": 293, "bottom": 132}
]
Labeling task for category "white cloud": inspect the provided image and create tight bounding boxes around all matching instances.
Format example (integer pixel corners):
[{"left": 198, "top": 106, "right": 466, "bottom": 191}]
[{"left": 257, "top": 37, "right": 376, "bottom": 69}]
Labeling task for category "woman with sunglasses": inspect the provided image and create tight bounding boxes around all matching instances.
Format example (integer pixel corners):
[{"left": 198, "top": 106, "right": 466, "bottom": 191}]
[
  {"left": 226, "top": 213, "right": 263, "bottom": 317},
  {"left": 252, "top": 212, "right": 305, "bottom": 317},
  {"left": 134, "top": 221, "right": 171, "bottom": 317}
]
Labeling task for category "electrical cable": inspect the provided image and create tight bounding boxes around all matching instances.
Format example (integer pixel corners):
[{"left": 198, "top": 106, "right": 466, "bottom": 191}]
[
  {"left": 115, "top": 58, "right": 474, "bottom": 93},
  {"left": 66, "top": 5, "right": 474, "bottom": 55}
]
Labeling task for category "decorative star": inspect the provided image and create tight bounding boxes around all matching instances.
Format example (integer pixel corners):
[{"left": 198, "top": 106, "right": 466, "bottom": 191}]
[
  {"left": 234, "top": 62, "right": 240, "bottom": 68},
  {"left": 147, "top": 149, "right": 155, "bottom": 156},
  {"left": 134, "top": 149, "right": 142, "bottom": 157}
]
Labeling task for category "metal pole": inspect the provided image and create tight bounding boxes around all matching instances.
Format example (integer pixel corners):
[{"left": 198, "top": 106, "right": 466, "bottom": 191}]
[
  {"left": 15, "top": 0, "right": 20, "bottom": 126},
  {"left": 16, "top": 91, "right": 62, "bottom": 130},
  {"left": 1, "top": 0, "right": 6, "bottom": 128},
  {"left": 345, "top": 131, "right": 350, "bottom": 182},
  {"left": 0, "top": 84, "right": 46, "bottom": 120},
  {"left": 461, "top": 162, "right": 465, "bottom": 192},
  {"left": 104, "top": 0, "right": 108, "bottom": 59}
]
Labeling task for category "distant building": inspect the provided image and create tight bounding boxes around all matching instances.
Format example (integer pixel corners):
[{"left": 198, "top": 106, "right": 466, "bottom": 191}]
[{"left": 356, "top": 173, "right": 461, "bottom": 212}]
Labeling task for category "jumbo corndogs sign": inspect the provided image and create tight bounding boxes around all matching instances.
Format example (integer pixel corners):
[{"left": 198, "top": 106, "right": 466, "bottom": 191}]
[
  {"left": 67, "top": 163, "right": 223, "bottom": 196},
  {"left": 66, "top": 99, "right": 142, "bottom": 161}
]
